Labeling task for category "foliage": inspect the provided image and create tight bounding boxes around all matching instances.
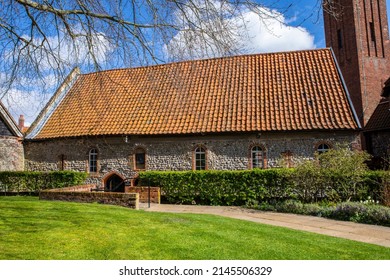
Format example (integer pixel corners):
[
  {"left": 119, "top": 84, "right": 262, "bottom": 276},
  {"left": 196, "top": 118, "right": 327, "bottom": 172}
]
[
  {"left": 251, "top": 200, "right": 390, "bottom": 227},
  {"left": 318, "top": 146, "right": 371, "bottom": 201},
  {"left": 0, "top": 171, "right": 88, "bottom": 193},
  {"left": 1, "top": 196, "right": 389, "bottom": 260},
  {"left": 375, "top": 171, "right": 390, "bottom": 207},
  {"left": 290, "top": 159, "right": 326, "bottom": 203},
  {"left": 327, "top": 202, "right": 390, "bottom": 225},
  {"left": 139, "top": 169, "right": 295, "bottom": 206},
  {"left": 288, "top": 146, "right": 374, "bottom": 203},
  {"left": 139, "top": 167, "right": 388, "bottom": 206}
]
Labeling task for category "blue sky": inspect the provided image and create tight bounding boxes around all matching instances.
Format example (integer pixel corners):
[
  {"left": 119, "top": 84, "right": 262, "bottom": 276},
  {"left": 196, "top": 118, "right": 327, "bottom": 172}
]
[{"left": 278, "top": 0, "right": 390, "bottom": 48}]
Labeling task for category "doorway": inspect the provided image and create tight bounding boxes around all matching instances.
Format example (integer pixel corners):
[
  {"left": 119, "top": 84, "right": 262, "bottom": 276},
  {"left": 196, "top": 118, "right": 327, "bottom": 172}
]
[{"left": 104, "top": 173, "right": 125, "bottom": 192}]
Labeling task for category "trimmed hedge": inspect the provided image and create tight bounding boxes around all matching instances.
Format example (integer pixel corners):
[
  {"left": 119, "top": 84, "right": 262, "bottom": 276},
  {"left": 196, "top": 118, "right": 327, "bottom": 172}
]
[
  {"left": 0, "top": 171, "right": 88, "bottom": 193},
  {"left": 139, "top": 169, "right": 389, "bottom": 206},
  {"left": 139, "top": 169, "right": 294, "bottom": 205}
]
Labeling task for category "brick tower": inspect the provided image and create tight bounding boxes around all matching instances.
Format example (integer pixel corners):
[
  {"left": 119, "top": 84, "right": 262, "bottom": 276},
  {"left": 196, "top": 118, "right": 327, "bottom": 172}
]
[{"left": 323, "top": 0, "right": 390, "bottom": 126}]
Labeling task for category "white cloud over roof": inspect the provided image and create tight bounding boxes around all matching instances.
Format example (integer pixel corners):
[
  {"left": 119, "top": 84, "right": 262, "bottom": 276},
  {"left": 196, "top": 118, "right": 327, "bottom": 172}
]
[{"left": 164, "top": 2, "right": 315, "bottom": 60}]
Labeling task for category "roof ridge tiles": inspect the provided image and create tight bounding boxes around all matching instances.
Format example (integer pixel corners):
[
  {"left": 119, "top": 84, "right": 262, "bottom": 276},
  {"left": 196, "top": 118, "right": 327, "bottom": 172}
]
[{"left": 80, "top": 48, "right": 331, "bottom": 77}]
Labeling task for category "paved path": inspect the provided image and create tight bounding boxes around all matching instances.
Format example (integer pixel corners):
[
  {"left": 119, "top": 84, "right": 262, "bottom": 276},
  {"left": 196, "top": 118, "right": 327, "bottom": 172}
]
[{"left": 140, "top": 203, "right": 390, "bottom": 248}]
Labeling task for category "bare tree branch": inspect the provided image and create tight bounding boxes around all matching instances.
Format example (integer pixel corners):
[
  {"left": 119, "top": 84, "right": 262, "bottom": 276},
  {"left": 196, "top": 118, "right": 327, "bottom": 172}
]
[{"left": 0, "top": 0, "right": 340, "bottom": 120}]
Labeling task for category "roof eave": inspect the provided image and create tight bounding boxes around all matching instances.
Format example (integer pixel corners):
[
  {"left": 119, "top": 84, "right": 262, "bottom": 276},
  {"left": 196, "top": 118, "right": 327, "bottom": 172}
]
[
  {"left": 0, "top": 101, "right": 23, "bottom": 138},
  {"left": 25, "top": 67, "right": 81, "bottom": 139},
  {"left": 329, "top": 47, "right": 362, "bottom": 129},
  {"left": 26, "top": 127, "right": 361, "bottom": 141}
]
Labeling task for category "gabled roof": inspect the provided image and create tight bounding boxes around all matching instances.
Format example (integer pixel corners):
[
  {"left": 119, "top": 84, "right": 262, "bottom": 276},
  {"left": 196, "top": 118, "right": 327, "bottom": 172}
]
[
  {"left": 365, "top": 99, "right": 390, "bottom": 131},
  {"left": 26, "top": 48, "right": 360, "bottom": 140},
  {"left": 0, "top": 101, "right": 23, "bottom": 138},
  {"left": 382, "top": 77, "right": 390, "bottom": 97}
]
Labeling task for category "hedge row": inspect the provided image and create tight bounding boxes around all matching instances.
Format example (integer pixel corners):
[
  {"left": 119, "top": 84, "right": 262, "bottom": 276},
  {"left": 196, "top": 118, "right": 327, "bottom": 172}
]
[
  {"left": 139, "top": 169, "right": 389, "bottom": 206},
  {"left": 0, "top": 171, "right": 88, "bottom": 193}
]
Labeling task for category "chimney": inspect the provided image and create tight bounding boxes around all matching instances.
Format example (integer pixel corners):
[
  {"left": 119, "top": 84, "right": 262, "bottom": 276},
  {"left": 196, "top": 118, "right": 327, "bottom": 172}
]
[{"left": 18, "top": 115, "right": 25, "bottom": 130}]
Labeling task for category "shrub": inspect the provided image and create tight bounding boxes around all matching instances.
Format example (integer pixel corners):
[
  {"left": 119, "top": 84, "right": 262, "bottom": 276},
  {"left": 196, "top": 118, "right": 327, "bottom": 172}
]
[
  {"left": 249, "top": 200, "right": 390, "bottom": 227},
  {"left": 317, "top": 146, "right": 371, "bottom": 202},
  {"left": 326, "top": 202, "right": 390, "bottom": 226},
  {"left": 140, "top": 168, "right": 390, "bottom": 206},
  {"left": 0, "top": 171, "right": 88, "bottom": 193},
  {"left": 290, "top": 160, "right": 326, "bottom": 203},
  {"left": 139, "top": 169, "right": 295, "bottom": 206},
  {"left": 289, "top": 147, "right": 378, "bottom": 203},
  {"left": 362, "top": 170, "right": 390, "bottom": 205}
]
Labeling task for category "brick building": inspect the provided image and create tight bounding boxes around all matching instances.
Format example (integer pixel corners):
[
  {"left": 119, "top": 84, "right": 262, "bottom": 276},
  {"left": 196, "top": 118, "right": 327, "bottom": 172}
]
[
  {"left": 0, "top": 101, "right": 24, "bottom": 171},
  {"left": 323, "top": 0, "right": 390, "bottom": 126},
  {"left": 23, "top": 49, "right": 361, "bottom": 189},
  {"left": 324, "top": 0, "right": 390, "bottom": 165},
  {"left": 364, "top": 78, "right": 390, "bottom": 167},
  {"left": 9, "top": 0, "right": 388, "bottom": 189}
]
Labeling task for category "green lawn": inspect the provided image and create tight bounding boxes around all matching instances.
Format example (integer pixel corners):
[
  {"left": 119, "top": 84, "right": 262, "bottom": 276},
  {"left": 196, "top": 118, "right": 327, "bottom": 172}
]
[{"left": 0, "top": 196, "right": 389, "bottom": 260}]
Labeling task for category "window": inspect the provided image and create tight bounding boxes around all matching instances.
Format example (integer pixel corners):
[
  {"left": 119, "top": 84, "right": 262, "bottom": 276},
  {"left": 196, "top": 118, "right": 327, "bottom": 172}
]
[
  {"left": 317, "top": 143, "right": 330, "bottom": 154},
  {"left": 89, "top": 148, "right": 98, "bottom": 173},
  {"left": 251, "top": 146, "right": 265, "bottom": 169},
  {"left": 337, "top": 29, "right": 343, "bottom": 49},
  {"left": 134, "top": 147, "right": 146, "bottom": 170},
  {"left": 369, "top": 22, "right": 376, "bottom": 42},
  {"left": 194, "top": 146, "right": 206, "bottom": 170}
]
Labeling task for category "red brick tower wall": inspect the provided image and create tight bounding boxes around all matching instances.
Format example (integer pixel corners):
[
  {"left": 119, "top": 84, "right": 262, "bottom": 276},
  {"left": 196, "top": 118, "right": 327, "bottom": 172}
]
[{"left": 323, "top": 0, "right": 390, "bottom": 126}]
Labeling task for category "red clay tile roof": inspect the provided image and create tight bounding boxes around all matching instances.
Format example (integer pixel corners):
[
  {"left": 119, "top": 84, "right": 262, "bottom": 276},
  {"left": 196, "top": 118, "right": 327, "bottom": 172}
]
[
  {"left": 29, "top": 48, "right": 359, "bottom": 139},
  {"left": 365, "top": 99, "right": 390, "bottom": 131}
]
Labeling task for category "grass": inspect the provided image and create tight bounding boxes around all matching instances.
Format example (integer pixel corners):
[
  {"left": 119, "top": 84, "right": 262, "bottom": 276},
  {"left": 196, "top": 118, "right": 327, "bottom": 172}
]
[{"left": 0, "top": 196, "right": 389, "bottom": 260}]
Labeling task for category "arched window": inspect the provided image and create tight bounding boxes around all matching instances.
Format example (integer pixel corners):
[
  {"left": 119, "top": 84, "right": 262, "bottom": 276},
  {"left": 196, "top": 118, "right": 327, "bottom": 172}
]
[
  {"left": 317, "top": 143, "right": 331, "bottom": 154},
  {"left": 251, "top": 146, "right": 265, "bottom": 169},
  {"left": 89, "top": 148, "right": 98, "bottom": 173},
  {"left": 134, "top": 147, "right": 146, "bottom": 170},
  {"left": 194, "top": 146, "right": 206, "bottom": 170}
]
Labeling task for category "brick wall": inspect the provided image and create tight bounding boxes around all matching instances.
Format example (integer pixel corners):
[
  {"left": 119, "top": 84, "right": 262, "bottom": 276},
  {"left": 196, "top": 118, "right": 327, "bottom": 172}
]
[
  {"left": 324, "top": 0, "right": 390, "bottom": 125},
  {"left": 125, "top": 186, "right": 160, "bottom": 203},
  {"left": 39, "top": 191, "right": 139, "bottom": 209},
  {"left": 367, "top": 131, "right": 390, "bottom": 158},
  {"left": 45, "top": 184, "right": 96, "bottom": 192},
  {"left": 24, "top": 132, "right": 360, "bottom": 187}
]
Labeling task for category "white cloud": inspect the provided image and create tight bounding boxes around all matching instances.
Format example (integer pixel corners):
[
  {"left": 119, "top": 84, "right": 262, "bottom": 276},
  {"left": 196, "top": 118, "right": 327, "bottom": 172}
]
[
  {"left": 1, "top": 29, "right": 113, "bottom": 124},
  {"left": 165, "top": 2, "right": 316, "bottom": 60},
  {"left": 13, "top": 30, "right": 113, "bottom": 71},
  {"left": 1, "top": 88, "right": 51, "bottom": 126},
  {"left": 242, "top": 8, "right": 315, "bottom": 53}
]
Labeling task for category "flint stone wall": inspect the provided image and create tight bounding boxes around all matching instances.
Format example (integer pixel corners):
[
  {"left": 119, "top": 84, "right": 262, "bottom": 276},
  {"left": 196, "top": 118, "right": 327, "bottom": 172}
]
[
  {"left": 0, "top": 136, "right": 24, "bottom": 171},
  {"left": 24, "top": 131, "right": 360, "bottom": 187}
]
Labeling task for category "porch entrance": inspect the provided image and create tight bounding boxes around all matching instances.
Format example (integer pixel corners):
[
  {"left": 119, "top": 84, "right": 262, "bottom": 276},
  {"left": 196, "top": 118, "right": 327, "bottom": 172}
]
[{"left": 104, "top": 173, "right": 125, "bottom": 192}]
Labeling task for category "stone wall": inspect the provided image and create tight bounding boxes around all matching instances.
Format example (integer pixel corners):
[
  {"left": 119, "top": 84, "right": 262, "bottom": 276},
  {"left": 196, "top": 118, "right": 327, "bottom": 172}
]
[
  {"left": 39, "top": 191, "right": 139, "bottom": 209},
  {"left": 24, "top": 131, "right": 360, "bottom": 187},
  {"left": 45, "top": 184, "right": 96, "bottom": 192},
  {"left": 0, "top": 136, "right": 24, "bottom": 171},
  {"left": 368, "top": 131, "right": 390, "bottom": 158}
]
